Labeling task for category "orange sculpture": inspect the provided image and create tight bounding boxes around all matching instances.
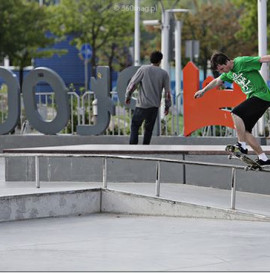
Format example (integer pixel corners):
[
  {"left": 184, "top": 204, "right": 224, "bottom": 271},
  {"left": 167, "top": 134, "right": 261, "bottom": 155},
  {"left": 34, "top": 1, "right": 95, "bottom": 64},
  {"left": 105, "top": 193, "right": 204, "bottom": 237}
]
[{"left": 183, "top": 62, "right": 246, "bottom": 136}]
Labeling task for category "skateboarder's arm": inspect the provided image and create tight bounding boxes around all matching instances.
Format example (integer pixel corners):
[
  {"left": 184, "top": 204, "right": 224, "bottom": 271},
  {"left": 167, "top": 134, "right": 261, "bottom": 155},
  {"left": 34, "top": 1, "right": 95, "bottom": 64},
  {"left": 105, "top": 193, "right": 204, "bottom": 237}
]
[
  {"left": 194, "top": 76, "right": 224, "bottom": 99},
  {"left": 260, "top": 55, "right": 270, "bottom": 63}
]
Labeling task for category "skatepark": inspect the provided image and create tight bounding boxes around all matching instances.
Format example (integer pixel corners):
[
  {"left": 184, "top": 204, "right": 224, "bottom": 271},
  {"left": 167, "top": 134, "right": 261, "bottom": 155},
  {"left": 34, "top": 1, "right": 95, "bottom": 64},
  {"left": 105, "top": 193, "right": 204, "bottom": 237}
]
[
  {"left": 1, "top": 136, "right": 270, "bottom": 271},
  {"left": 1, "top": 162, "right": 270, "bottom": 271},
  {"left": 1, "top": 0, "right": 270, "bottom": 271}
]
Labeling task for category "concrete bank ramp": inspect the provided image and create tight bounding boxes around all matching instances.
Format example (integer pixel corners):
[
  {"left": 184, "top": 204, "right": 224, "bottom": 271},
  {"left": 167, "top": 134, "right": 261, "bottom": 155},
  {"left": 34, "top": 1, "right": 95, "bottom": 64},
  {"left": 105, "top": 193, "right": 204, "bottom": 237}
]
[{"left": 0, "top": 188, "right": 269, "bottom": 222}]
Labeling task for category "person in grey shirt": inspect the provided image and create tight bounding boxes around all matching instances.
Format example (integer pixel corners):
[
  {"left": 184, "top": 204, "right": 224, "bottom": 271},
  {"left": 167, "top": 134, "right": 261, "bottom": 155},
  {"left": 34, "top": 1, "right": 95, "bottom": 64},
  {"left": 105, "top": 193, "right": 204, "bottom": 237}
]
[{"left": 125, "top": 51, "right": 171, "bottom": 144}]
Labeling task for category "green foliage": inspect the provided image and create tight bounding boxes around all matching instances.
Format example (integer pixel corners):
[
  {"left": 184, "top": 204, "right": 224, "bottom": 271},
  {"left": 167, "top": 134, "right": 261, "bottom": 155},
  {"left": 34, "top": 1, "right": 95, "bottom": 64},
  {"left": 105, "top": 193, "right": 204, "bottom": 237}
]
[
  {"left": 0, "top": 0, "right": 66, "bottom": 88},
  {"left": 181, "top": 1, "right": 256, "bottom": 79},
  {"left": 138, "top": 0, "right": 263, "bottom": 77},
  {"left": 232, "top": 0, "right": 270, "bottom": 51},
  {"left": 50, "top": 0, "right": 134, "bottom": 72},
  {"left": 0, "top": 0, "right": 54, "bottom": 61}
]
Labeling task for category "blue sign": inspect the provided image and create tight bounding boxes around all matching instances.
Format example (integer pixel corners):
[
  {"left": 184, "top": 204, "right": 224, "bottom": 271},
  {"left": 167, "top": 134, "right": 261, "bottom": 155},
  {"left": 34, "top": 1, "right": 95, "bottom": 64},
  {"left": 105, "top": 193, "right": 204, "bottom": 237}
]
[{"left": 80, "top": 43, "right": 92, "bottom": 60}]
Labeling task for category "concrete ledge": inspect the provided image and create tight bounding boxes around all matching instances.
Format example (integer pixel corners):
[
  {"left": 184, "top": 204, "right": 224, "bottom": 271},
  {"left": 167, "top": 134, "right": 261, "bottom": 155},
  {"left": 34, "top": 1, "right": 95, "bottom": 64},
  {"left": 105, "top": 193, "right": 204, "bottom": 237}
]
[
  {"left": 0, "top": 188, "right": 269, "bottom": 222},
  {"left": 0, "top": 189, "right": 101, "bottom": 222},
  {"left": 102, "top": 189, "right": 270, "bottom": 222},
  {"left": 0, "top": 136, "right": 240, "bottom": 152},
  {"left": 0, "top": 135, "right": 267, "bottom": 152},
  {"left": 4, "top": 144, "right": 270, "bottom": 155}
]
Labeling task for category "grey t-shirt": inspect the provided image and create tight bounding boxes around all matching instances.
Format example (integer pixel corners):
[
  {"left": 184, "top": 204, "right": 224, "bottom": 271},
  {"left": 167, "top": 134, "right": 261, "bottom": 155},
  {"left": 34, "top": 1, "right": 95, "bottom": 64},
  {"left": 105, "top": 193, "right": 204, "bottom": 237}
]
[{"left": 125, "top": 65, "right": 170, "bottom": 108}]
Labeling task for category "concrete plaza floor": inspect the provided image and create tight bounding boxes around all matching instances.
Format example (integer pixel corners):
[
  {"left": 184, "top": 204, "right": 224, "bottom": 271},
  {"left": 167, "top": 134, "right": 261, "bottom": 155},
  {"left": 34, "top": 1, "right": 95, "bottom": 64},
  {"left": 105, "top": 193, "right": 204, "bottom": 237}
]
[
  {"left": 1, "top": 159, "right": 270, "bottom": 271},
  {"left": 1, "top": 213, "right": 270, "bottom": 271}
]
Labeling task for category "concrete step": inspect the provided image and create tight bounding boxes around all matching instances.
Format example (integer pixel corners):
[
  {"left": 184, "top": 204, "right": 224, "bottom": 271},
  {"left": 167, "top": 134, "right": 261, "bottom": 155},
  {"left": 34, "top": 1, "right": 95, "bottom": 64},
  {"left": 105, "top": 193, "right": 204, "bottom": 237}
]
[
  {"left": 0, "top": 188, "right": 101, "bottom": 222},
  {"left": 1, "top": 187, "right": 269, "bottom": 222}
]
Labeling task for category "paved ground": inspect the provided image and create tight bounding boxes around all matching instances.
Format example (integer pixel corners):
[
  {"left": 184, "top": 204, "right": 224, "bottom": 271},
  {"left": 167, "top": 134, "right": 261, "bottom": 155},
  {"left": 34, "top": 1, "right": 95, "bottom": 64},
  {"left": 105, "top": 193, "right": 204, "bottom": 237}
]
[
  {"left": 1, "top": 158, "right": 270, "bottom": 271},
  {"left": 1, "top": 214, "right": 270, "bottom": 271}
]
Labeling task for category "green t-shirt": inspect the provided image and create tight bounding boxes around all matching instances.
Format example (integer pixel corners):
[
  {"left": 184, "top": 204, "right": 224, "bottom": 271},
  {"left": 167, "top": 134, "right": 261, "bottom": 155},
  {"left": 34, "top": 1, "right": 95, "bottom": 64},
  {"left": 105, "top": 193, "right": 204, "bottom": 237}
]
[{"left": 220, "top": 56, "right": 270, "bottom": 101}]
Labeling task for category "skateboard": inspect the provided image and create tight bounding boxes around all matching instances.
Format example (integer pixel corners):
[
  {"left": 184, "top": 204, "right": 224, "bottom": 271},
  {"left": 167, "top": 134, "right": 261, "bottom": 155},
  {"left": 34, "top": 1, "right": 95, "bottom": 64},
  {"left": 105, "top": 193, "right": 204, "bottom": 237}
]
[{"left": 225, "top": 144, "right": 262, "bottom": 171}]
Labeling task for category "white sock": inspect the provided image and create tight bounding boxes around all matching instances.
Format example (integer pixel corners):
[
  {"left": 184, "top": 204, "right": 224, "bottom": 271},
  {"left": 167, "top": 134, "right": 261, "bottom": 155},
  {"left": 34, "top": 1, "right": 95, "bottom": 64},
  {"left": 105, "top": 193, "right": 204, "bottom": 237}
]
[
  {"left": 238, "top": 141, "right": 247, "bottom": 149},
  {"left": 258, "top": 153, "right": 268, "bottom": 161}
]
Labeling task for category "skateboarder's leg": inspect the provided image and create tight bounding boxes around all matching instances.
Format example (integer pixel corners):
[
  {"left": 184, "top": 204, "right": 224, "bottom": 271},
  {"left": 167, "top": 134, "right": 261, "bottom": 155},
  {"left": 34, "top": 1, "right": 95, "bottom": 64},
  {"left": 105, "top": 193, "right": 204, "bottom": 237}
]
[
  {"left": 231, "top": 97, "right": 270, "bottom": 165},
  {"left": 245, "top": 132, "right": 263, "bottom": 155},
  {"left": 231, "top": 113, "right": 248, "bottom": 154},
  {"left": 231, "top": 97, "right": 269, "bottom": 153},
  {"left": 232, "top": 113, "right": 264, "bottom": 155},
  {"left": 231, "top": 113, "right": 246, "bottom": 142}
]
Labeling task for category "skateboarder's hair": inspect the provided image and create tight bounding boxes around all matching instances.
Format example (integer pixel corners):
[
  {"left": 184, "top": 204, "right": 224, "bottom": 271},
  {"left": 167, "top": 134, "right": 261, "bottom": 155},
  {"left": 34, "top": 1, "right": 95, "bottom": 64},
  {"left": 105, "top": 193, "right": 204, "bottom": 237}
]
[
  {"left": 150, "top": 51, "right": 163, "bottom": 64},
  {"left": 211, "top": 52, "right": 230, "bottom": 71}
]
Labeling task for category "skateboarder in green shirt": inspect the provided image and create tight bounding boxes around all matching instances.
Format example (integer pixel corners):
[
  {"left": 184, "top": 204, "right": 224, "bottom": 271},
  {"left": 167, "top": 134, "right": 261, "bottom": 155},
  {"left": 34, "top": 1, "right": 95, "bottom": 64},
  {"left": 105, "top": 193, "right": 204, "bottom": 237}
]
[{"left": 194, "top": 52, "right": 270, "bottom": 166}]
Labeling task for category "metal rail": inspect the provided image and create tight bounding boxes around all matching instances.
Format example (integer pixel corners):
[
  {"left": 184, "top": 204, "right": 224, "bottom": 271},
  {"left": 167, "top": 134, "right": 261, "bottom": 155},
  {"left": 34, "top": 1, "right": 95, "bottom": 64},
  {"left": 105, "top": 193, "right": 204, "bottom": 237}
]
[{"left": 2, "top": 153, "right": 270, "bottom": 210}]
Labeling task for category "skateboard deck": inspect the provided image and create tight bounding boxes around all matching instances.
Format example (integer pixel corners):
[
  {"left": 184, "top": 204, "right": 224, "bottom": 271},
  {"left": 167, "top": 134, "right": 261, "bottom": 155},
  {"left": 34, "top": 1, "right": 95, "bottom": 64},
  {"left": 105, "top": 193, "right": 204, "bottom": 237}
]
[{"left": 225, "top": 144, "right": 262, "bottom": 171}]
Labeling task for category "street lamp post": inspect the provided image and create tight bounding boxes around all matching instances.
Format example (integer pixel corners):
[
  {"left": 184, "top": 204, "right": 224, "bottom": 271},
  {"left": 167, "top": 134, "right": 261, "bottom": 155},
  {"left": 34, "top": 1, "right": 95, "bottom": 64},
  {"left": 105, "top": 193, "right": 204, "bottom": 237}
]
[
  {"left": 175, "top": 20, "right": 182, "bottom": 117},
  {"left": 134, "top": 0, "right": 141, "bottom": 66},
  {"left": 161, "top": 9, "right": 189, "bottom": 121},
  {"left": 161, "top": 11, "right": 170, "bottom": 73},
  {"left": 258, "top": 0, "right": 268, "bottom": 81},
  {"left": 161, "top": 9, "right": 189, "bottom": 74},
  {"left": 257, "top": 0, "right": 268, "bottom": 136}
]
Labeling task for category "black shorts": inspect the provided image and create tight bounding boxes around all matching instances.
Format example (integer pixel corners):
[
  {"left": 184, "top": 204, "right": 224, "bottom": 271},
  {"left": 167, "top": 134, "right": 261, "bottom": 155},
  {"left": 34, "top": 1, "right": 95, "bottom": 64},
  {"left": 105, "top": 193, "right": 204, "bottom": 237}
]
[{"left": 231, "top": 96, "right": 270, "bottom": 133}]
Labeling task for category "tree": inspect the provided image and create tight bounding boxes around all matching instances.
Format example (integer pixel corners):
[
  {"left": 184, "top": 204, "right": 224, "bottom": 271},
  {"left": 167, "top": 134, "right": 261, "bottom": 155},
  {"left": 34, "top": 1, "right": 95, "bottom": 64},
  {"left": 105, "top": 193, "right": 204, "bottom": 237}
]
[
  {"left": 232, "top": 0, "right": 270, "bottom": 52},
  {"left": 50, "top": 0, "right": 134, "bottom": 76},
  {"left": 0, "top": 1, "right": 14, "bottom": 60},
  {"left": 181, "top": 1, "right": 254, "bottom": 79},
  {"left": 0, "top": 0, "right": 65, "bottom": 86},
  {"left": 96, "top": 2, "right": 134, "bottom": 73},
  {"left": 0, "top": 0, "right": 61, "bottom": 88}
]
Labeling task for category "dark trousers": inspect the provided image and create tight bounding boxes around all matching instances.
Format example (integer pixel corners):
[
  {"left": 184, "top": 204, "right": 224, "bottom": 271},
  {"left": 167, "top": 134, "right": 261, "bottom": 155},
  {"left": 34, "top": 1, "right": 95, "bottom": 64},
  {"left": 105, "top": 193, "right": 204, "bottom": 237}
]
[{"left": 129, "top": 107, "right": 159, "bottom": 145}]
